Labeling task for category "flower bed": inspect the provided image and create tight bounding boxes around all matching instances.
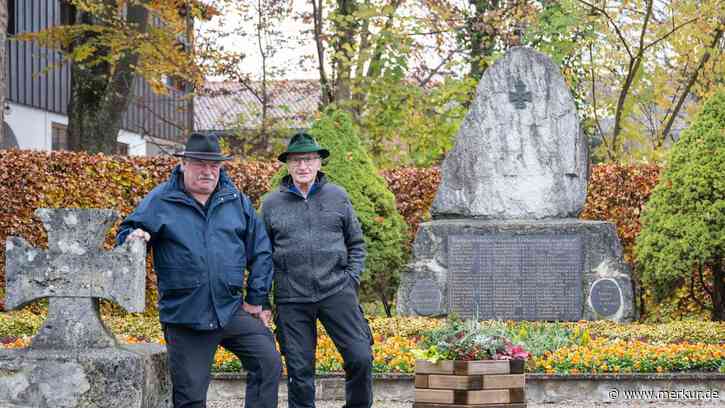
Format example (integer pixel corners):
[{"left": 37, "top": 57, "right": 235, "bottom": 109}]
[
  {"left": 1, "top": 311, "right": 723, "bottom": 374},
  {"left": 534, "top": 338, "right": 724, "bottom": 374}
]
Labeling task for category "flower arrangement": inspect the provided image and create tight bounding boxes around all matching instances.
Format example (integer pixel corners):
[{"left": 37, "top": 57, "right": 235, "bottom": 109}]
[{"left": 411, "top": 318, "right": 530, "bottom": 363}]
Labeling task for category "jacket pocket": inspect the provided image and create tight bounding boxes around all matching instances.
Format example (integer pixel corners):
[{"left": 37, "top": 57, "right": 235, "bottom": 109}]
[
  {"left": 338, "top": 251, "right": 349, "bottom": 268},
  {"left": 157, "top": 267, "right": 202, "bottom": 292},
  {"left": 223, "top": 264, "right": 245, "bottom": 297},
  {"left": 318, "top": 201, "right": 346, "bottom": 233}
]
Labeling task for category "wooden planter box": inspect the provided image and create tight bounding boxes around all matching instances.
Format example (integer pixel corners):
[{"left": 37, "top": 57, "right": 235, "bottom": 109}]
[{"left": 414, "top": 359, "right": 526, "bottom": 408}]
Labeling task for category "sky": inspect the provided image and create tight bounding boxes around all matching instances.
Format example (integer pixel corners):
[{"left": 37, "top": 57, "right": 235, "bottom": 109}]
[{"left": 199, "top": 0, "right": 319, "bottom": 81}]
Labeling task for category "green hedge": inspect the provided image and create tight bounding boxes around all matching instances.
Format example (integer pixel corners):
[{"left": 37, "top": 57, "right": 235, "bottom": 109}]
[{"left": 0, "top": 150, "right": 671, "bottom": 316}]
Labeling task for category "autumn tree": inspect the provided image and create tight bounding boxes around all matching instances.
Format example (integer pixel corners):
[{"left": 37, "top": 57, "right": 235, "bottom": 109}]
[
  {"left": 199, "top": 0, "right": 300, "bottom": 157},
  {"left": 288, "top": 0, "right": 474, "bottom": 166},
  {"left": 18, "top": 0, "right": 208, "bottom": 153},
  {"left": 579, "top": 0, "right": 724, "bottom": 162}
]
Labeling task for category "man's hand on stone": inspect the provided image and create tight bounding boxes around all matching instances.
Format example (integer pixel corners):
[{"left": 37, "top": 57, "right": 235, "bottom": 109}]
[{"left": 126, "top": 229, "right": 151, "bottom": 243}]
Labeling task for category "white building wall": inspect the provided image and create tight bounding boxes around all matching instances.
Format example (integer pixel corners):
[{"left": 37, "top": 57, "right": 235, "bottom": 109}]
[
  {"left": 5, "top": 102, "right": 67, "bottom": 150},
  {"left": 5, "top": 102, "right": 150, "bottom": 155},
  {"left": 117, "top": 129, "right": 148, "bottom": 156}
]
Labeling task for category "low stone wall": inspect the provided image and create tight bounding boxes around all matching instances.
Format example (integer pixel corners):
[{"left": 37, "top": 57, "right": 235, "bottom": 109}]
[{"left": 209, "top": 372, "right": 725, "bottom": 405}]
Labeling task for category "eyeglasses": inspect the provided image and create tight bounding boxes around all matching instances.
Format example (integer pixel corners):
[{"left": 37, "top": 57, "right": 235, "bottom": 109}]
[
  {"left": 287, "top": 156, "right": 321, "bottom": 166},
  {"left": 186, "top": 159, "right": 222, "bottom": 169}
]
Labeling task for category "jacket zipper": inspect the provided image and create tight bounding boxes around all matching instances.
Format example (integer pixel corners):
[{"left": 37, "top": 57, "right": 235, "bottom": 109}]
[
  {"left": 162, "top": 189, "right": 237, "bottom": 328},
  {"left": 205, "top": 190, "right": 238, "bottom": 328},
  {"left": 305, "top": 197, "right": 320, "bottom": 299}
]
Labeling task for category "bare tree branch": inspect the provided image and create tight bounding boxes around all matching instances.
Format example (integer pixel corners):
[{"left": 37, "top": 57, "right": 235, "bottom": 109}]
[
  {"left": 691, "top": 264, "right": 713, "bottom": 312},
  {"left": 577, "top": 0, "right": 634, "bottom": 59},
  {"left": 312, "top": 0, "right": 332, "bottom": 106},
  {"left": 418, "top": 47, "right": 461, "bottom": 88},
  {"left": 661, "top": 26, "right": 723, "bottom": 143},
  {"left": 642, "top": 17, "right": 699, "bottom": 53},
  {"left": 699, "top": 261, "right": 714, "bottom": 299},
  {"left": 589, "top": 43, "right": 607, "bottom": 153},
  {"left": 608, "top": 0, "right": 654, "bottom": 160}
]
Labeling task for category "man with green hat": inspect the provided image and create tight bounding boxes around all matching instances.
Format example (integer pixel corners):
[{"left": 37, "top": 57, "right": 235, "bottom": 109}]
[{"left": 262, "top": 131, "right": 372, "bottom": 408}]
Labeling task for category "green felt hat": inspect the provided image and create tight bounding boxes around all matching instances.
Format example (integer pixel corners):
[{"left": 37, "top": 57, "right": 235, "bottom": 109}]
[{"left": 278, "top": 131, "right": 330, "bottom": 163}]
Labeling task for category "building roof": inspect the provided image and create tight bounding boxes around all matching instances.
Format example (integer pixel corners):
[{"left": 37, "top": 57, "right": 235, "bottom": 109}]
[{"left": 194, "top": 80, "right": 321, "bottom": 132}]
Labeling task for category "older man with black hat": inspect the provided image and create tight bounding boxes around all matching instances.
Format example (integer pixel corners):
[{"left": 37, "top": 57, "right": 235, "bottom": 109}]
[
  {"left": 261, "top": 132, "right": 373, "bottom": 408},
  {"left": 116, "top": 133, "right": 281, "bottom": 408}
]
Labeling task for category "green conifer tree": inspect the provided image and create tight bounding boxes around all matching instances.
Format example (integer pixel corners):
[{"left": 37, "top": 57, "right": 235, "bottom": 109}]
[{"left": 636, "top": 91, "right": 725, "bottom": 320}]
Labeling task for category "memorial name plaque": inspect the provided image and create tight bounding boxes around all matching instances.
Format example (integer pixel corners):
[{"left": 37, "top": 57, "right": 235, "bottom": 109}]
[
  {"left": 448, "top": 235, "right": 584, "bottom": 320},
  {"left": 590, "top": 278, "right": 622, "bottom": 317},
  {"left": 410, "top": 278, "right": 443, "bottom": 316}
]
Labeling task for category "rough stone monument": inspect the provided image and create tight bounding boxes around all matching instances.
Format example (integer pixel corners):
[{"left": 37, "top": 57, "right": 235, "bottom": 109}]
[
  {"left": 0, "top": 208, "right": 171, "bottom": 407},
  {"left": 397, "top": 47, "right": 634, "bottom": 322}
]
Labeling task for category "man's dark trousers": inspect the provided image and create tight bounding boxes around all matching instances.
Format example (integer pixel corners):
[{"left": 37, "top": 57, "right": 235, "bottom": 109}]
[
  {"left": 275, "top": 280, "right": 373, "bottom": 408},
  {"left": 163, "top": 308, "right": 282, "bottom": 408}
]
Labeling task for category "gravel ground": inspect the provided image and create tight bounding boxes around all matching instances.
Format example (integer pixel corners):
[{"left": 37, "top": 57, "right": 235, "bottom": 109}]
[{"left": 208, "top": 400, "right": 724, "bottom": 408}]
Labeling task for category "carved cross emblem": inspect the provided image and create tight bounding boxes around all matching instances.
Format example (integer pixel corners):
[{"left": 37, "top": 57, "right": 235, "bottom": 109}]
[
  {"left": 508, "top": 78, "right": 532, "bottom": 109},
  {"left": 5, "top": 208, "right": 146, "bottom": 349}
]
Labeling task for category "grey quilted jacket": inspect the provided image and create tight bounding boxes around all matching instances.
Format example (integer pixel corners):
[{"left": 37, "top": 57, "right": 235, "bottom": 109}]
[{"left": 261, "top": 173, "right": 366, "bottom": 303}]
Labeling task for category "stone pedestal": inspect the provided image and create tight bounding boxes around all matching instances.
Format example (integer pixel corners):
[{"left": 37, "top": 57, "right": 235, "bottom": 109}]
[
  {"left": 0, "top": 344, "right": 171, "bottom": 408},
  {"left": 396, "top": 219, "right": 635, "bottom": 322}
]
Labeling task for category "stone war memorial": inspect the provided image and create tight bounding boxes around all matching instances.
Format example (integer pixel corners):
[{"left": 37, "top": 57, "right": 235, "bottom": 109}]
[
  {"left": 397, "top": 47, "right": 635, "bottom": 322},
  {"left": 0, "top": 208, "right": 171, "bottom": 407}
]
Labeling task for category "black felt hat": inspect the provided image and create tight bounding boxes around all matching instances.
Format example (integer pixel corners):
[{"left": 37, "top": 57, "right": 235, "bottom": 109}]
[{"left": 174, "top": 133, "right": 231, "bottom": 161}]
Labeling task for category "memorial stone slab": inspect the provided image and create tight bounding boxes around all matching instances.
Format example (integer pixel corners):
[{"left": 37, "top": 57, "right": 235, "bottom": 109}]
[
  {"left": 396, "top": 219, "right": 636, "bottom": 322},
  {"left": 447, "top": 235, "right": 583, "bottom": 321},
  {"left": 431, "top": 47, "right": 588, "bottom": 220}
]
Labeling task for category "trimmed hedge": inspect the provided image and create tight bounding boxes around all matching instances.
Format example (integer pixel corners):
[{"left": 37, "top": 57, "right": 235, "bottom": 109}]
[
  {"left": 380, "top": 166, "right": 441, "bottom": 240},
  {"left": 1, "top": 150, "right": 662, "bottom": 314},
  {"left": 0, "top": 150, "right": 279, "bottom": 311},
  {"left": 580, "top": 164, "right": 661, "bottom": 264}
]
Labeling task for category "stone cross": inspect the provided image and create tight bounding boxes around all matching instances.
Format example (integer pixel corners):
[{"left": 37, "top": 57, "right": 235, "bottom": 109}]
[
  {"left": 508, "top": 78, "right": 531, "bottom": 109},
  {"left": 5, "top": 208, "right": 146, "bottom": 349}
]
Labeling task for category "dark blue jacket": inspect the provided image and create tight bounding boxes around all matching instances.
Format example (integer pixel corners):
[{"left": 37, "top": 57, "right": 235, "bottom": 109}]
[{"left": 116, "top": 165, "right": 273, "bottom": 330}]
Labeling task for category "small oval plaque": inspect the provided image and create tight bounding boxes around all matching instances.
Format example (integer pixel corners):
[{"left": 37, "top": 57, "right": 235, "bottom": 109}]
[
  {"left": 590, "top": 278, "right": 622, "bottom": 317},
  {"left": 410, "top": 279, "right": 442, "bottom": 316}
]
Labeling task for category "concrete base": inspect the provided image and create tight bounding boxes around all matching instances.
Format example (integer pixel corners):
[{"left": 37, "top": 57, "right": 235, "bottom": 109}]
[
  {"left": 209, "top": 372, "right": 725, "bottom": 405},
  {"left": 395, "top": 218, "right": 635, "bottom": 321},
  {"left": 0, "top": 344, "right": 170, "bottom": 408}
]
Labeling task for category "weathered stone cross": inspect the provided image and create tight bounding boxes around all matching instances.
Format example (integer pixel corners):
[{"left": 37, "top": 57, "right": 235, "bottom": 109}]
[
  {"left": 5, "top": 208, "right": 146, "bottom": 349},
  {"left": 508, "top": 78, "right": 532, "bottom": 109}
]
